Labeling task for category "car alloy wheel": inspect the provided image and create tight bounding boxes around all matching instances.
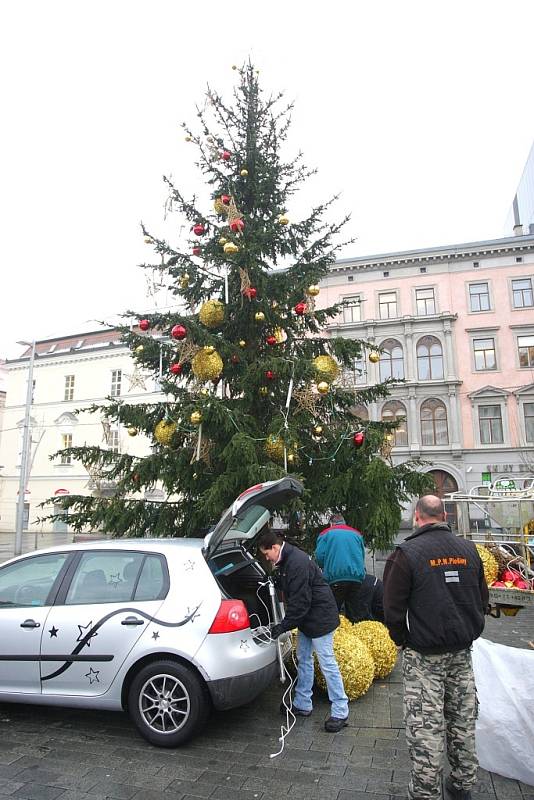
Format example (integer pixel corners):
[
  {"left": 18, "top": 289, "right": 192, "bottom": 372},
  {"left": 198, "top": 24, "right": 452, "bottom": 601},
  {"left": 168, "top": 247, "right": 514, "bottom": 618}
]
[{"left": 128, "top": 660, "right": 210, "bottom": 747}]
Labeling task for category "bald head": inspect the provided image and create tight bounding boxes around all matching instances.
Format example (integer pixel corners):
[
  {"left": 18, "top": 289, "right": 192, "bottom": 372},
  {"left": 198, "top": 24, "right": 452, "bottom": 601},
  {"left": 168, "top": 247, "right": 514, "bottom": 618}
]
[{"left": 415, "top": 495, "right": 445, "bottom": 526}]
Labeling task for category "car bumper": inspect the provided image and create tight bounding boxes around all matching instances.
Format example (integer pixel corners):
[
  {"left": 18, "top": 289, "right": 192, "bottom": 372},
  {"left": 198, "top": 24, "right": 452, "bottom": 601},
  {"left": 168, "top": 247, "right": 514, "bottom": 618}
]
[{"left": 207, "top": 659, "right": 279, "bottom": 710}]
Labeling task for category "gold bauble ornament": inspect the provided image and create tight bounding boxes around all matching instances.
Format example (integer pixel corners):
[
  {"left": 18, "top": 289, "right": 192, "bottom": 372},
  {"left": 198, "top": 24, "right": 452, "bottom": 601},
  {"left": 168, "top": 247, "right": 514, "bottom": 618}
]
[
  {"left": 213, "top": 197, "right": 227, "bottom": 215},
  {"left": 353, "top": 620, "right": 398, "bottom": 679},
  {"left": 191, "top": 349, "right": 223, "bottom": 382},
  {"left": 317, "top": 381, "right": 329, "bottom": 395},
  {"left": 274, "top": 327, "right": 287, "bottom": 343},
  {"left": 239, "top": 340, "right": 246, "bottom": 348},
  {"left": 185, "top": 135, "right": 192, "bottom": 142},
  {"left": 306, "top": 284, "right": 320, "bottom": 297},
  {"left": 199, "top": 299, "right": 225, "bottom": 329},
  {"left": 143, "top": 236, "right": 152, "bottom": 244},
  {"left": 287, "top": 453, "right": 296, "bottom": 464},
  {"left": 135, "top": 345, "right": 144, "bottom": 354},
  {"left": 476, "top": 544, "right": 499, "bottom": 585},
  {"left": 190, "top": 411, "right": 203, "bottom": 426},
  {"left": 154, "top": 420, "right": 177, "bottom": 446},
  {"left": 313, "top": 354, "right": 340, "bottom": 383},
  {"left": 259, "top": 386, "right": 269, "bottom": 397},
  {"left": 219, "top": 237, "right": 228, "bottom": 245},
  {"left": 369, "top": 351, "right": 380, "bottom": 363},
  {"left": 278, "top": 214, "right": 290, "bottom": 226},
  {"left": 179, "top": 273, "right": 190, "bottom": 289},
  {"left": 255, "top": 311, "right": 265, "bottom": 322},
  {"left": 203, "top": 345, "right": 215, "bottom": 354},
  {"left": 315, "top": 616, "right": 375, "bottom": 700},
  {"left": 313, "top": 425, "right": 323, "bottom": 436},
  {"left": 223, "top": 242, "right": 239, "bottom": 254},
  {"left": 240, "top": 169, "right": 249, "bottom": 177},
  {"left": 199, "top": 388, "right": 209, "bottom": 397},
  {"left": 264, "top": 435, "right": 285, "bottom": 464},
  {"left": 127, "top": 427, "right": 138, "bottom": 437}
]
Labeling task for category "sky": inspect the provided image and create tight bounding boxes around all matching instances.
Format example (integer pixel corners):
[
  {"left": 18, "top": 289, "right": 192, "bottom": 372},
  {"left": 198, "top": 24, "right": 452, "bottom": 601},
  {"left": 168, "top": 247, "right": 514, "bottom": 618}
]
[{"left": 1, "top": 0, "right": 534, "bottom": 360}]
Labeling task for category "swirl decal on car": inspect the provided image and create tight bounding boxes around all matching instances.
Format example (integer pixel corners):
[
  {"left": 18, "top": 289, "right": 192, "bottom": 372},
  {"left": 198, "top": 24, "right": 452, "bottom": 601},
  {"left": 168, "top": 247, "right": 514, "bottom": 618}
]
[{"left": 41, "top": 603, "right": 202, "bottom": 682}]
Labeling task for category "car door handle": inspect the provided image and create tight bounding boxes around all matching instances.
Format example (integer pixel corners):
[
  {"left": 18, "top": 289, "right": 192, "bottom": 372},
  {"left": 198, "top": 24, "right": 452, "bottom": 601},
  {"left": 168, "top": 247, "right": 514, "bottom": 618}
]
[
  {"left": 121, "top": 616, "right": 144, "bottom": 626},
  {"left": 20, "top": 619, "right": 40, "bottom": 629}
]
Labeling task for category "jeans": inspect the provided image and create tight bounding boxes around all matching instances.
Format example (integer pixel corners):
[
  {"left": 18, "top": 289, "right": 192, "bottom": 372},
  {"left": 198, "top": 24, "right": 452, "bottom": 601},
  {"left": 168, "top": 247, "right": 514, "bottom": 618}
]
[{"left": 294, "top": 630, "right": 349, "bottom": 719}]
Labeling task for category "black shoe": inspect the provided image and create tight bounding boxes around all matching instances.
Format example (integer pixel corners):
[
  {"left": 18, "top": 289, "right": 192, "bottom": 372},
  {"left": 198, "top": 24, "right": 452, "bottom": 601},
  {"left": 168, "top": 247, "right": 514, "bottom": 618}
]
[
  {"left": 444, "top": 777, "right": 472, "bottom": 800},
  {"left": 279, "top": 702, "right": 311, "bottom": 716},
  {"left": 324, "top": 715, "right": 348, "bottom": 732}
]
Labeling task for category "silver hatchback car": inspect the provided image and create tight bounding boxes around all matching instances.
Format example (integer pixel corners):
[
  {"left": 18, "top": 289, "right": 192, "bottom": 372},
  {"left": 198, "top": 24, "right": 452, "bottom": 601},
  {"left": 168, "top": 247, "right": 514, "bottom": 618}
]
[{"left": 0, "top": 477, "right": 301, "bottom": 746}]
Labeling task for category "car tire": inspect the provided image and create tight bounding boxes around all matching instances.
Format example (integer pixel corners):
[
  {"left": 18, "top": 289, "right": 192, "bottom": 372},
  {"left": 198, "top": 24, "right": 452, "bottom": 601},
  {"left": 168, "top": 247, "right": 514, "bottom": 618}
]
[{"left": 128, "top": 660, "right": 210, "bottom": 747}]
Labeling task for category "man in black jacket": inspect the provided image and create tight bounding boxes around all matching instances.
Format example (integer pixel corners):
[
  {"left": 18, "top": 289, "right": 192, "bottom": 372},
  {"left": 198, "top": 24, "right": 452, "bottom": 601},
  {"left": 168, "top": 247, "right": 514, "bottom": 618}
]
[
  {"left": 258, "top": 530, "right": 349, "bottom": 732},
  {"left": 383, "top": 495, "right": 489, "bottom": 800}
]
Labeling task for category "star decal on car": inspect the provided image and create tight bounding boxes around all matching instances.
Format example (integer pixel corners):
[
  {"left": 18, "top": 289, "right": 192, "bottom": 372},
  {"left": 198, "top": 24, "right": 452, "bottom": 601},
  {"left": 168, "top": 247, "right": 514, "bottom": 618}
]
[
  {"left": 77, "top": 622, "right": 98, "bottom": 646},
  {"left": 84, "top": 667, "right": 100, "bottom": 685},
  {"left": 49, "top": 626, "right": 59, "bottom": 638}
]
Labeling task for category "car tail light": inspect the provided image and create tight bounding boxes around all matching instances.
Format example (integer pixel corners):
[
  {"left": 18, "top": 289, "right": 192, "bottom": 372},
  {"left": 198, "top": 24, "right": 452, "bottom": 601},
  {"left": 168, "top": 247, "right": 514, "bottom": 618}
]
[{"left": 208, "top": 600, "right": 250, "bottom": 633}]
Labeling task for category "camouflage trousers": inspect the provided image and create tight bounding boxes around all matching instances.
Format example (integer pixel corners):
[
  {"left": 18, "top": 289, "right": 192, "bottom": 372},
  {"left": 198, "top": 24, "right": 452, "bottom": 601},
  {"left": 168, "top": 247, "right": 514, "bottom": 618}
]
[{"left": 403, "top": 647, "right": 479, "bottom": 800}]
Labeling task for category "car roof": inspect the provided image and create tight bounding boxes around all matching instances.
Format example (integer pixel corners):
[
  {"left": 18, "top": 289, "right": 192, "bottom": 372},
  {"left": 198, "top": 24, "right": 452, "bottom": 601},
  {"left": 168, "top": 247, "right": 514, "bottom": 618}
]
[{"left": 6, "top": 538, "right": 204, "bottom": 561}]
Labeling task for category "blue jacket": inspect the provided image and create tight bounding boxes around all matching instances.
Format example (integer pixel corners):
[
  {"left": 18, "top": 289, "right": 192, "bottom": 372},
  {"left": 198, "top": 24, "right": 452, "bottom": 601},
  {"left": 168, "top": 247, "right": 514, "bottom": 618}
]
[{"left": 315, "top": 524, "right": 366, "bottom": 584}]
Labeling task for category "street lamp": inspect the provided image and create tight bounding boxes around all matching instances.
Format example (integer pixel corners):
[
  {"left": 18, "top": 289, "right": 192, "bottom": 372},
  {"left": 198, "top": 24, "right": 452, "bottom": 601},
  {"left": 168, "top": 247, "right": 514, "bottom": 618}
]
[{"left": 14, "top": 340, "right": 36, "bottom": 557}]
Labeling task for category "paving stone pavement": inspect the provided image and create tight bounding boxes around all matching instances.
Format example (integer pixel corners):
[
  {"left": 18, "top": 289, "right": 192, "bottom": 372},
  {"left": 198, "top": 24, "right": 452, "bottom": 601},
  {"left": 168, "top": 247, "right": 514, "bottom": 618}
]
[{"left": 0, "top": 606, "right": 532, "bottom": 800}]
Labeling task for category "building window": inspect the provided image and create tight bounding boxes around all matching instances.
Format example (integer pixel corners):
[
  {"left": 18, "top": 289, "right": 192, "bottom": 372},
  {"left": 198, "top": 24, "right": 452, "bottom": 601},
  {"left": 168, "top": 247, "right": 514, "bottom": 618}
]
[
  {"left": 473, "top": 338, "right": 496, "bottom": 370},
  {"left": 524, "top": 403, "right": 534, "bottom": 443},
  {"left": 469, "top": 282, "right": 490, "bottom": 312},
  {"left": 518, "top": 335, "right": 534, "bottom": 368},
  {"left": 342, "top": 297, "right": 362, "bottom": 324},
  {"left": 417, "top": 336, "right": 444, "bottom": 380},
  {"left": 111, "top": 369, "right": 122, "bottom": 397},
  {"left": 379, "top": 339, "right": 404, "bottom": 380},
  {"left": 381, "top": 401, "right": 408, "bottom": 446},
  {"left": 478, "top": 405, "right": 503, "bottom": 445},
  {"left": 378, "top": 291, "right": 398, "bottom": 319},
  {"left": 60, "top": 433, "right": 73, "bottom": 464},
  {"left": 415, "top": 287, "right": 436, "bottom": 315},
  {"left": 512, "top": 278, "right": 533, "bottom": 308},
  {"left": 420, "top": 399, "right": 449, "bottom": 446},
  {"left": 64, "top": 375, "right": 75, "bottom": 401},
  {"left": 108, "top": 429, "right": 120, "bottom": 453},
  {"left": 342, "top": 357, "right": 367, "bottom": 386}
]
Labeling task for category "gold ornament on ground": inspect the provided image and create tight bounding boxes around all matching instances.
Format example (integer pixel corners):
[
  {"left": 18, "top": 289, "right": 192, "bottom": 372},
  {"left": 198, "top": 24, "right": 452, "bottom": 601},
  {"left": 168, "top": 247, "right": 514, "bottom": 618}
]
[
  {"left": 154, "top": 420, "right": 177, "bottom": 446},
  {"left": 315, "top": 617, "right": 375, "bottom": 700},
  {"left": 191, "top": 349, "right": 223, "bottom": 381},
  {"left": 317, "top": 381, "right": 329, "bottom": 395},
  {"left": 476, "top": 544, "right": 499, "bottom": 585},
  {"left": 190, "top": 411, "right": 203, "bottom": 426},
  {"left": 353, "top": 621, "right": 398, "bottom": 679},
  {"left": 313, "top": 354, "right": 340, "bottom": 383},
  {"left": 199, "top": 299, "right": 225, "bottom": 328}
]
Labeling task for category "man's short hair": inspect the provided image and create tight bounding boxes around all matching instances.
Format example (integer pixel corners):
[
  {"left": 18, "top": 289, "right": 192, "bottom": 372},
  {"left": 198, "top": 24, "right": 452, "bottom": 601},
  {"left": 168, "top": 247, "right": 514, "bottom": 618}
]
[
  {"left": 329, "top": 513, "right": 346, "bottom": 525},
  {"left": 257, "top": 529, "right": 281, "bottom": 551},
  {"left": 415, "top": 495, "right": 445, "bottom": 520}
]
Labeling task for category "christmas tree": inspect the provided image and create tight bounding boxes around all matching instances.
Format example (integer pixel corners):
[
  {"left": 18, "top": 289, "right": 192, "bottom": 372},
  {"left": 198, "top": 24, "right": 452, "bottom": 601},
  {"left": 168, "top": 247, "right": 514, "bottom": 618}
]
[{"left": 50, "top": 64, "right": 431, "bottom": 552}]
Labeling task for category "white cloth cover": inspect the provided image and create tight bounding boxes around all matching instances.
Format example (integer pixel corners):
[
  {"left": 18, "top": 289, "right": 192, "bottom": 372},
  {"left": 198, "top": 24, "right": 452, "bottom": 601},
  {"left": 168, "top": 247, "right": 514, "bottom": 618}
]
[{"left": 472, "top": 637, "right": 534, "bottom": 786}]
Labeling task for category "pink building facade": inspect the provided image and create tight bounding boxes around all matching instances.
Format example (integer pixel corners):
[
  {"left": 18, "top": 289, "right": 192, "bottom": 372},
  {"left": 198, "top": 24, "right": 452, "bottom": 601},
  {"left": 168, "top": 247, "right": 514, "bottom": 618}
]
[{"left": 321, "top": 233, "right": 534, "bottom": 501}]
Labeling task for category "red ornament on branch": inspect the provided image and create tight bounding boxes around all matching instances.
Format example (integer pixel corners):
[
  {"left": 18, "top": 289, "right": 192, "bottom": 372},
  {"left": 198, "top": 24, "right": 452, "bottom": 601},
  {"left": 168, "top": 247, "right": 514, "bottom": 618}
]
[
  {"left": 221, "top": 150, "right": 231, "bottom": 161},
  {"left": 171, "top": 324, "right": 187, "bottom": 340},
  {"left": 266, "top": 335, "right": 277, "bottom": 346},
  {"left": 230, "top": 218, "right": 245, "bottom": 234},
  {"left": 221, "top": 194, "right": 231, "bottom": 205},
  {"left": 138, "top": 319, "right": 150, "bottom": 332},
  {"left": 353, "top": 431, "right": 365, "bottom": 448},
  {"left": 170, "top": 363, "right": 183, "bottom": 375},
  {"left": 243, "top": 286, "right": 257, "bottom": 300},
  {"left": 294, "top": 302, "right": 307, "bottom": 316},
  {"left": 265, "top": 370, "right": 274, "bottom": 380},
  {"left": 192, "top": 246, "right": 201, "bottom": 256},
  {"left": 193, "top": 223, "right": 205, "bottom": 236},
  {"left": 231, "top": 354, "right": 240, "bottom": 365}
]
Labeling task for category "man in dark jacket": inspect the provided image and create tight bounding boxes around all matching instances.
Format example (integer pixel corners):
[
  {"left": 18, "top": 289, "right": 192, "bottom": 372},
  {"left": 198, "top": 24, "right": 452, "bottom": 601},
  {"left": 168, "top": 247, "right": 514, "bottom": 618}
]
[
  {"left": 315, "top": 514, "right": 366, "bottom": 622},
  {"left": 258, "top": 529, "right": 349, "bottom": 732},
  {"left": 383, "top": 495, "right": 489, "bottom": 800},
  {"left": 352, "top": 574, "right": 384, "bottom": 622}
]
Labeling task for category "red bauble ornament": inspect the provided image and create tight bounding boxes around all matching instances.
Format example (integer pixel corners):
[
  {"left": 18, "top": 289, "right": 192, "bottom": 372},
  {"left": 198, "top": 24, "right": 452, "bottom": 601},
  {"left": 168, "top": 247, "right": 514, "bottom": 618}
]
[
  {"left": 193, "top": 223, "right": 205, "bottom": 236},
  {"left": 514, "top": 579, "right": 530, "bottom": 589},
  {"left": 265, "top": 370, "right": 274, "bottom": 380},
  {"left": 171, "top": 324, "right": 187, "bottom": 340},
  {"left": 192, "top": 246, "right": 201, "bottom": 256},
  {"left": 491, "top": 581, "right": 505, "bottom": 588},
  {"left": 294, "top": 302, "right": 307, "bottom": 316},
  {"left": 502, "top": 569, "right": 519, "bottom": 583},
  {"left": 139, "top": 319, "right": 150, "bottom": 331},
  {"left": 266, "top": 335, "right": 277, "bottom": 346},
  {"left": 221, "top": 150, "right": 231, "bottom": 161},
  {"left": 244, "top": 286, "right": 257, "bottom": 300},
  {"left": 353, "top": 431, "right": 365, "bottom": 448},
  {"left": 221, "top": 194, "right": 231, "bottom": 205},
  {"left": 230, "top": 218, "right": 245, "bottom": 234},
  {"left": 170, "top": 363, "right": 183, "bottom": 375},
  {"left": 231, "top": 354, "right": 240, "bottom": 365}
]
